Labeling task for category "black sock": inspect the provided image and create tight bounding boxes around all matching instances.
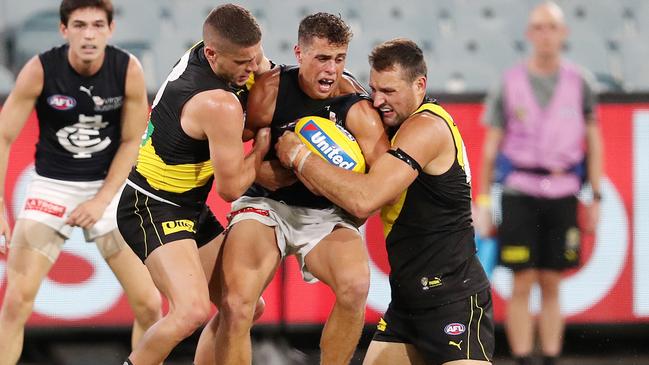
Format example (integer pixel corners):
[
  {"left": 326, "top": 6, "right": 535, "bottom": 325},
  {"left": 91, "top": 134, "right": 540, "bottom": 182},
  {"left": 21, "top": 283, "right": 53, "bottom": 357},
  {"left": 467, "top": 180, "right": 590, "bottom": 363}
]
[
  {"left": 515, "top": 356, "right": 534, "bottom": 365},
  {"left": 542, "top": 355, "right": 558, "bottom": 365}
]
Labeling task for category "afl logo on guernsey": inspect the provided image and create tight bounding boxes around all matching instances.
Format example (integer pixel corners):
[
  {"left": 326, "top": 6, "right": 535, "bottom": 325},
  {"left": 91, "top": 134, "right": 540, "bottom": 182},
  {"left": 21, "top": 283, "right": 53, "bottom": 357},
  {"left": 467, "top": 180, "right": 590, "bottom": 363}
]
[
  {"left": 47, "top": 95, "right": 77, "bottom": 110},
  {"left": 444, "top": 323, "right": 466, "bottom": 335},
  {"left": 300, "top": 120, "right": 357, "bottom": 171}
]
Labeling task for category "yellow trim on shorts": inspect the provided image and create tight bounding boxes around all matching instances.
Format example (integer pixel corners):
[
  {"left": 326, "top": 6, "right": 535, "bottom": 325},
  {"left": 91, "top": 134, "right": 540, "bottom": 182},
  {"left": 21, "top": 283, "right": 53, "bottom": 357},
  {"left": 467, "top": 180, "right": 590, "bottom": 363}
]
[
  {"left": 144, "top": 194, "right": 164, "bottom": 247},
  {"left": 475, "top": 293, "right": 489, "bottom": 360},
  {"left": 134, "top": 190, "right": 148, "bottom": 258},
  {"left": 467, "top": 295, "right": 474, "bottom": 359}
]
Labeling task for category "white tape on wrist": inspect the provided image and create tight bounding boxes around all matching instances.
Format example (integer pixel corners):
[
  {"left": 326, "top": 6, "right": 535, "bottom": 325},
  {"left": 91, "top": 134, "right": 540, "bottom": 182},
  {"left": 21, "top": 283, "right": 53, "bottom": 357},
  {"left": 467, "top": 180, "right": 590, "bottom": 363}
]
[
  {"left": 288, "top": 144, "right": 305, "bottom": 167},
  {"left": 297, "top": 151, "right": 312, "bottom": 174}
]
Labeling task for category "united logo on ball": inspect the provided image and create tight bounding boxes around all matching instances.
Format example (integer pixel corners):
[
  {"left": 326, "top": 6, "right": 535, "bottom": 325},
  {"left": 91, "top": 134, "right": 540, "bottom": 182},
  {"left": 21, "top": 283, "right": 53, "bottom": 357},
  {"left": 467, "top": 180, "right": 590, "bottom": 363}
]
[{"left": 294, "top": 116, "right": 366, "bottom": 173}]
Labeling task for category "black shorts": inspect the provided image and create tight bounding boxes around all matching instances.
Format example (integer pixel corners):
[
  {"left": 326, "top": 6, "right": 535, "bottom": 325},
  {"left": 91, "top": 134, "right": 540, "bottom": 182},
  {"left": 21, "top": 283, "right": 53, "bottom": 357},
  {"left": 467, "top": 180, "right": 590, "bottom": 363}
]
[
  {"left": 498, "top": 194, "right": 580, "bottom": 271},
  {"left": 373, "top": 289, "right": 494, "bottom": 365},
  {"left": 117, "top": 184, "right": 224, "bottom": 262}
]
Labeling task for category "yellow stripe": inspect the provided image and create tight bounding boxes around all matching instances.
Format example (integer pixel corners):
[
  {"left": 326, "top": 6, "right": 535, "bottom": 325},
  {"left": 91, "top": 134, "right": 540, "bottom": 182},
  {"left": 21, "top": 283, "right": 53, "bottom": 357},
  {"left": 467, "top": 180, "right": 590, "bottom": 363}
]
[
  {"left": 475, "top": 293, "right": 489, "bottom": 360},
  {"left": 134, "top": 190, "right": 148, "bottom": 258},
  {"left": 467, "top": 295, "right": 474, "bottom": 359},
  {"left": 414, "top": 103, "right": 468, "bottom": 170},
  {"left": 136, "top": 138, "right": 214, "bottom": 193},
  {"left": 380, "top": 190, "right": 407, "bottom": 238},
  {"left": 144, "top": 195, "right": 163, "bottom": 246}
]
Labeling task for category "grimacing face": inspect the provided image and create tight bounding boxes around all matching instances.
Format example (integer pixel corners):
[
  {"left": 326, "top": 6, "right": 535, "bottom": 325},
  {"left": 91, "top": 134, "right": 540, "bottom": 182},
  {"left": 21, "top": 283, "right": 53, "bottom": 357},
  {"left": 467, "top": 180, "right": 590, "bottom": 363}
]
[
  {"left": 369, "top": 65, "right": 420, "bottom": 128},
  {"left": 60, "top": 7, "right": 114, "bottom": 65},
  {"left": 209, "top": 41, "right": 262, "bottom": 87},
  {"left": 295, "top": 36, "right": 348, "bottom": 99}
]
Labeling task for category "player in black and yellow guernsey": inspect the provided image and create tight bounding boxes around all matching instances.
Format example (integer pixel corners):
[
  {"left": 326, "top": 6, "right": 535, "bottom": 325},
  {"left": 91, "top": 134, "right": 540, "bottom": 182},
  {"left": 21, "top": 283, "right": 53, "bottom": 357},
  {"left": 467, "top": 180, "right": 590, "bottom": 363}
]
[
  {"left": 277, "top": 39, "right": 494, "bottom": 365},
  {"left": 115, "top": 4, "right": 271, "bottom": 365}
]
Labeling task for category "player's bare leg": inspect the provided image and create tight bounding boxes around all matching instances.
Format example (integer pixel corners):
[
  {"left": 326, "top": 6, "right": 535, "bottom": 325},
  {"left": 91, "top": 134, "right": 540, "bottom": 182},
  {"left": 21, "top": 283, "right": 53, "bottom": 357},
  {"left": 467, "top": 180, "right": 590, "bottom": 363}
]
[
  {"left": 0, "top": 220, "right": 63, "bottom": 365},
  {"left": 305, "top": 227, "right": 369, "bottom": 365},
  {"left": 127, "top": 239, "right": 212, "bottom": 365},
  {"left": 213, "top": 221, "right": 280, "bottom": 365},
  {"left": 98, "top": 231, "right": 162, "bottom": 349}
]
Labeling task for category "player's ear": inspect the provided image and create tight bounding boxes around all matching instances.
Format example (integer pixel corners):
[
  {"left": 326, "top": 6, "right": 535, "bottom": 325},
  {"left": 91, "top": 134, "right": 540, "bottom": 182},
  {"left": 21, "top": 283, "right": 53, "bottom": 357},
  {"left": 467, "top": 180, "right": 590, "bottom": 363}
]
[
  {"left": 294, "top": 44, "right": 302, "bottom": 64},
  {"left": 60, "top": 22, "right": 68, "bottom": 39},
  {"left": 415, "top": 76, "right": 427, "bottom": 93},
  {"left": 204, "top": 45, "right": 217, "bottom": 62}
]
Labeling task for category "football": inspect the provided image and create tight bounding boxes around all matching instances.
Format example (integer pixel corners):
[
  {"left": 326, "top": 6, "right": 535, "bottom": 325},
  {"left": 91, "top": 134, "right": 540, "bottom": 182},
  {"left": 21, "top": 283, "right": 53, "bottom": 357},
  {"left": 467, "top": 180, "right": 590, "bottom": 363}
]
[{"left": 294, "top": 116, "right": 366, "bottom": 173}]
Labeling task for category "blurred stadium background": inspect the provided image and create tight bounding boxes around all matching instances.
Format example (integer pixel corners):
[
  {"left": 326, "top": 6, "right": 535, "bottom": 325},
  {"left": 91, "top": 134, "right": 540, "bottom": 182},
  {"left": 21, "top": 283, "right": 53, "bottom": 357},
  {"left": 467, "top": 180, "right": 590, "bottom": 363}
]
[{"left": 1, "top": 0, "right": 648, "bottom": 364}]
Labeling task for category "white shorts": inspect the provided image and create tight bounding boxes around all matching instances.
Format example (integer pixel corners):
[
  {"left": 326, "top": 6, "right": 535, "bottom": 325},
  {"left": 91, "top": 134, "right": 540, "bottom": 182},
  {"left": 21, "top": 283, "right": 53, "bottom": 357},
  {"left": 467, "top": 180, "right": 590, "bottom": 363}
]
[
  {"left": 228, "top": 196, "right": 361, "bottom": 283},
  {"left": 18, "top": 173, "right": 122, "bottom": 241}
]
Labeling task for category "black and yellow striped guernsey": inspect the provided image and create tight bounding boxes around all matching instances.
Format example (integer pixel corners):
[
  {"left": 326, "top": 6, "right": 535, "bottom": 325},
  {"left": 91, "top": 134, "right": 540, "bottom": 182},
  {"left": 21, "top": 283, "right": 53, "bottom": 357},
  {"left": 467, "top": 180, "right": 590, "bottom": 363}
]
[
  {"left": 127, "top": 41, "right": 249, "bottom": 207},
  {"left": 381, "top": 99, "right": 489, "bottom": 309}
]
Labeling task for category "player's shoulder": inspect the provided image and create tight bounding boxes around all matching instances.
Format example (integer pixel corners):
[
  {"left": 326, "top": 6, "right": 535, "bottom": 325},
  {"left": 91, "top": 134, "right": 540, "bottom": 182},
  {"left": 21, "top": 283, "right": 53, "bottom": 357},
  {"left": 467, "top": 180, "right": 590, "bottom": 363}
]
[
  {"left": 401, "top": 106, "right": 450, "bottom": 140},
  {"left": 191, "top": 88, "right": 241, "bottom": 114}
]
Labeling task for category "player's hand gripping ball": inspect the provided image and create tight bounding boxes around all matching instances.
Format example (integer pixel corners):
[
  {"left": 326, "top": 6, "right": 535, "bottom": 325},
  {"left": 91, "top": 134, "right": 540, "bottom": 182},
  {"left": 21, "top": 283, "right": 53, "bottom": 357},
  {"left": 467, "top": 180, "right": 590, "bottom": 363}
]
[{"left": 294, "top": 116, "right": 366, "bottom": 173}]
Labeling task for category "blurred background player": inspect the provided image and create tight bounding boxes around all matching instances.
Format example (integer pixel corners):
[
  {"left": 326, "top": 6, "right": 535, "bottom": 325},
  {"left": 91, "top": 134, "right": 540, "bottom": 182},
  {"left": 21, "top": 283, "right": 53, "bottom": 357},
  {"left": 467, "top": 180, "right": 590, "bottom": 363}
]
[
  {"left": 276, "top": 37, "right": 494, "bottom": 365},
  {"left": 210, "top": 12, "right": 389, "bottom": 365},
  {"left": 115, "top": 4, "right": 271, "bottom": 365},
  {"left": 476, "top": 2, "right": 603, "bottom": 365},
  {"left": 0, "top": 1, "right": 162, "bottom": 364}
]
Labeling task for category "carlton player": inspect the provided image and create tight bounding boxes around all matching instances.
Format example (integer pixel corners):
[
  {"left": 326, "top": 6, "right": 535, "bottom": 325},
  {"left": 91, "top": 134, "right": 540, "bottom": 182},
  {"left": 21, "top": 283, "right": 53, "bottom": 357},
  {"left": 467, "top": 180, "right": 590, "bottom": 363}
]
[
  {"left": 203, "top": 12, "right": 389, "bottom": 365},
  {"left": 0, "top": 1, "right": 161, "bottom": 364}
]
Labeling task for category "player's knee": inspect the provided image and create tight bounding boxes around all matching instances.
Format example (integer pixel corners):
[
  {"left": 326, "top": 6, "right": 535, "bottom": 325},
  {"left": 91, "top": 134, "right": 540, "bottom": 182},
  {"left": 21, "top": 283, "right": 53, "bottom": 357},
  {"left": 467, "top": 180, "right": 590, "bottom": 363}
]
[
  {"left": 220, "top": 292, "right": 258, "bottom": 328},
  {"left": 171, "top": 298, "right": 212, "bottom": 338},
  {"left": 1, "top": 285, "right": 36, "bottom": 321},
  {"left": 334, "top": 274, "right": 370, "bottom": 309},
  {"left": 131, "top": 293, "right": 162, "bottom": 328}
]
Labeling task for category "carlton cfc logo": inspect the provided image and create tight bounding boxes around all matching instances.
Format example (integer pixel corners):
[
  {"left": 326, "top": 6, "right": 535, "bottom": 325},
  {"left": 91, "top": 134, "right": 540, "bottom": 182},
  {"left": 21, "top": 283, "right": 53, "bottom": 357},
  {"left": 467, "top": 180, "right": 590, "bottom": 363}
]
[
  {"left": 47, "top": 95, "right": 77, "bottom": 110},
  {"left": 444, "top": 323, "right": 466, "bottom": 335}
]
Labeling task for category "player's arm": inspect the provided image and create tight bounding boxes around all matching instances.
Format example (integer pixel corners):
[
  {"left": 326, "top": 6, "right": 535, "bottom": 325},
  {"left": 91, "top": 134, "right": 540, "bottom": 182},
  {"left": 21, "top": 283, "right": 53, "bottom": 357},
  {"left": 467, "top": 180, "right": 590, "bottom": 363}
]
[
  {"left": 188, "top": 90, "right": 269, "bottom": 202},
  {"left": 244, "top": 68, "right": 296, "bottom": 190},
  {"left": 243, "top": 67, "right": 279, "bottom": 141},
  {"left": 276, "top": 114, "right": 443, "bottom": 218},
  {"left": 344, "top": 100, "right": 390, "bottom": 167},
  {"left": 478, "top": 126, "right": 504, "bottom": 198},
  {"left": 584, "top": 114, "right": 603, "bottom": 232},
  {"left": 0, "top": 56, "right": 43, "bottom": 247},
  {"left": 66, "top": 56, "right": 149, "bottom": 228}
]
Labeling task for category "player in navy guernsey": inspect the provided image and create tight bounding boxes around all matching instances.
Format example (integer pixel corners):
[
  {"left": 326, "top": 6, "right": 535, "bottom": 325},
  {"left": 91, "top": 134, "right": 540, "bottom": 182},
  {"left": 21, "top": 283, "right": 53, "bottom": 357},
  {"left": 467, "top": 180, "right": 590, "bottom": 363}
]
[
  {"left": 115, "top": 4, "right": 271, "bottom": 365},
  {"left": 205, "top": 13, "right": 390, "bottom": 365},
  {"left": 277, "top": 39, "right": 494, "bottom": 365},
  {"left": 0, "top": 1, "right": 162, "bottom": 365}
]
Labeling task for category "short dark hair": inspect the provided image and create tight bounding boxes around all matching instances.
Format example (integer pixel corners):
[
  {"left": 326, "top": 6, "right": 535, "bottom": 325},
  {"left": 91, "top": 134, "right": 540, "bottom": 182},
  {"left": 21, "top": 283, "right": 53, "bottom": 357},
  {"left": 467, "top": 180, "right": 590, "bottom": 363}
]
[
  {"left": 203, "top": 4, "right": 261, "bottom": 48},
  {"left": 60, "top": 0, "right": 113, "bottom": 25},
  {"left": 369, "top": 38, "right": 427, "bottom": 82},
  {"left": 298, "top": 12, "right": 352, "bottom": 48}
]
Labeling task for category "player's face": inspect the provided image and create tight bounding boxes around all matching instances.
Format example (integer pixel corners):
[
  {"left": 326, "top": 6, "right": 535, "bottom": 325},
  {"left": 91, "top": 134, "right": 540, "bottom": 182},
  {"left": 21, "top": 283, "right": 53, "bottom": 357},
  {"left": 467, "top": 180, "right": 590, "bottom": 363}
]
[
  {"left": 60, "top": 7, "right": 113, "bottom": 65},
  {"left": 295, "top": 37, "right": 347, "bottom": 99},
  {"left": 212, "top": 42, "right": 262, "bottom": 87},
  {"left": 526, "top": 6, "right": 567, "bottom": 59},
  {"left": 369, "top": 66, "right": 422, "bottom": 128}
]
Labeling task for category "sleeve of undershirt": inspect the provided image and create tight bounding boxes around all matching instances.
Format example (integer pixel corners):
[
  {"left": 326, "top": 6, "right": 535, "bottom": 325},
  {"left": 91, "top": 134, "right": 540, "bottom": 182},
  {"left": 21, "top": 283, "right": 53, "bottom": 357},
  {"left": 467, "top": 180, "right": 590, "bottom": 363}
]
[
  {"left": 580, "top": 68, "right": 599, "bottom": 122},
  {"left": 481, "top": 81, "right": 506, "bottom": 129}
]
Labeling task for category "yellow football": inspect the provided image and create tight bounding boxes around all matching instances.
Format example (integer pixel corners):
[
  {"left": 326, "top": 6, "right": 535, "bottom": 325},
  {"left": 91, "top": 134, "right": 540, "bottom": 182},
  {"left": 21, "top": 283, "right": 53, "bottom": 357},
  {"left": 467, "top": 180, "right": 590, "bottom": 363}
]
[{"left": 294, "top": 116, "right": 366, "bottom": 173}]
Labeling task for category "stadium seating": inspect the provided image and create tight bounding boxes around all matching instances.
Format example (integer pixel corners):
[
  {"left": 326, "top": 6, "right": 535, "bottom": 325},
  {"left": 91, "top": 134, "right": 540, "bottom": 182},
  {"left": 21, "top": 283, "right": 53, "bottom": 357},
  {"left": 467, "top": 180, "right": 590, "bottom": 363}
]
[
  {"left": 1, "top": 0, "right": 648, "bottom": 93},
  {"left": 0, "top": 64, "right": 14, "bottom": 94}
]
